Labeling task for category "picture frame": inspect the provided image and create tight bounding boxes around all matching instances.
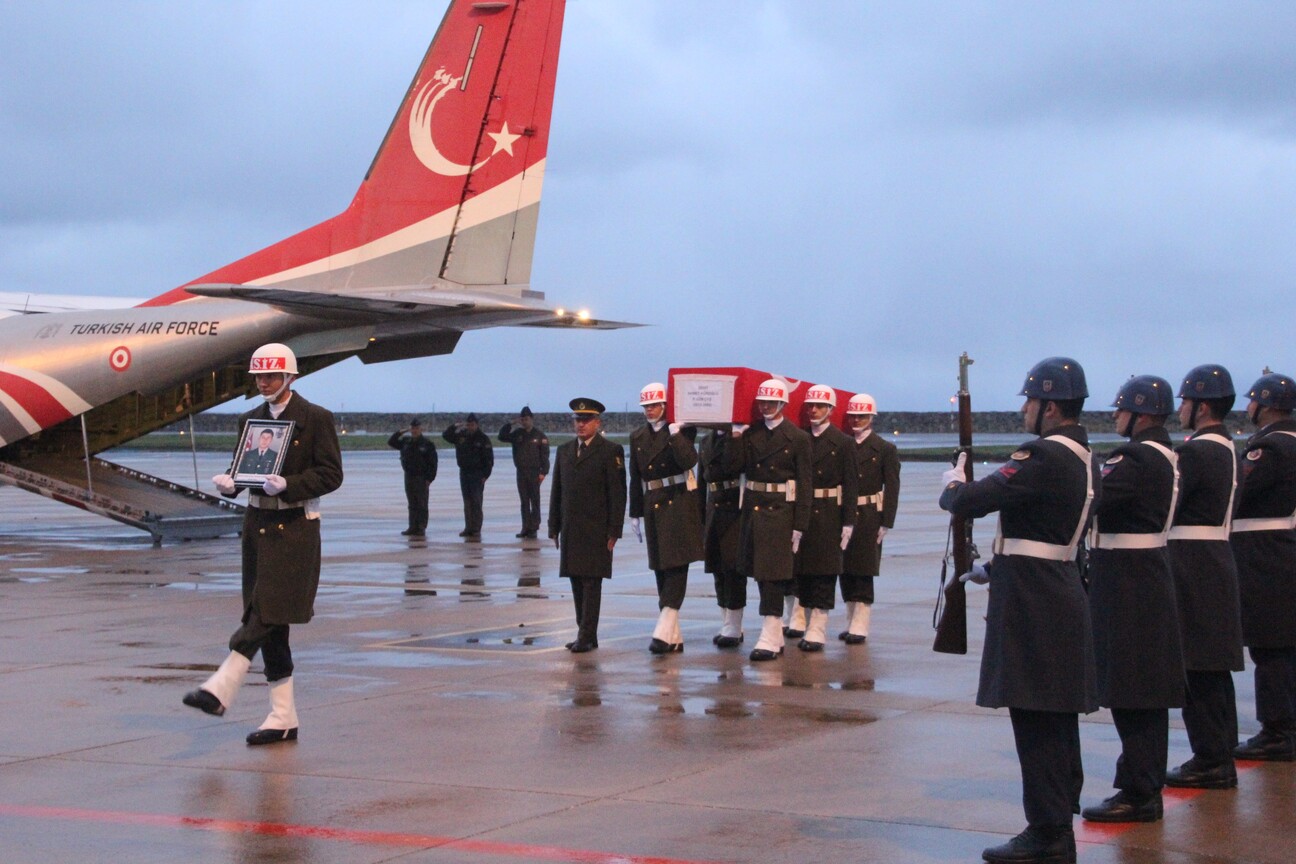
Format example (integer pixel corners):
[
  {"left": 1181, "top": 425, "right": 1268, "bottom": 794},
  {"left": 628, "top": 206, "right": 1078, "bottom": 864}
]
[{"left": 231, "top": 419, "right": 295, "bottom": 488}]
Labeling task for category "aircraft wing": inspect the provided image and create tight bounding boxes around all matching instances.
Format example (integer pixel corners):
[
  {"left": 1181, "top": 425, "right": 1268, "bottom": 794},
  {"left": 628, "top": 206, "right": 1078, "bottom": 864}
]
[
  {"left": 184, "top": 283, "right": 641, "bottom": 330},
  {"left": 0, "top": 292, "right": 145, "bottom": 318}
]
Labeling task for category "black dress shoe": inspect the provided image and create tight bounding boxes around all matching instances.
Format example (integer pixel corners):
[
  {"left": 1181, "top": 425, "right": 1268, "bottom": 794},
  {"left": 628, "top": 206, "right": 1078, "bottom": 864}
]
[
  {"left": 843, "top": 633, "right": 867, "bottom": 645},
  {"left": 749, "top": 647, "right": 783, "bottom": 662},
  {"left": 247, "top": 727, "right": 298, "bottom": 746},
  {"left": 797, "top": 638, "right": 824, "bottom": 652},
  {"left": 182, "top": 688, "right": 224, "bottom": 716},
  {"left": 1081, "top": 791, "right": 1162, "bottom": 823},
  {"left": 1234, "top": 728, "right": 1296, "bottom": 761},
  {"left": 837, "top": 630, "right": 849, "bottom": 641},
  {"left": 982, "top": 825, "right": 1075, "bottom": 863},
  {"left": 715, "top": 634, "right": 743, "bottom": 648},
  {"left": 649, "top": 638, "right": 671, "bottom": 654},
  {"left": 458, "top": 530, "right": 469, "bottom": 537},
  {"left": 401, "top": 529, "right": 414, "bottom": 536},
  {"left": 1166, "top": 757, "right": 1238, "bottom": 789},
  {"left": 516, "top": 531, "right": 528, "bottom": 538},
  {"left": 782, "top": 627, "right": 804, "bottom": 638},
  {"left": 407, "top": 530, "right": 425, "bottom": 537},
  {"left": 569, "top": 641, "right": 597, "bottom": 654}
]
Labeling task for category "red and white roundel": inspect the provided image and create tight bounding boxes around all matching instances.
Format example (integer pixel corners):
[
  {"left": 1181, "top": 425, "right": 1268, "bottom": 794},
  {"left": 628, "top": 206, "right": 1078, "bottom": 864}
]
[{"left": 109, "top": 346, "right": 132, "bottom": 372}]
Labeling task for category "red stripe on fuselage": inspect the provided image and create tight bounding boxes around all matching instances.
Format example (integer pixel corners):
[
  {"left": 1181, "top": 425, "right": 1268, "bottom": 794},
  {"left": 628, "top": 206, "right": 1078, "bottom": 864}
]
[{"left": 0, "top": 370, "right": 73, "bottom": 430}]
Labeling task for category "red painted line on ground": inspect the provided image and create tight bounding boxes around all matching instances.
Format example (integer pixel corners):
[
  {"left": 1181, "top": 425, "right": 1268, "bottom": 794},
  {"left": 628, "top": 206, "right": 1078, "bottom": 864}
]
[{"left": 0, "top": 803, "right": 726, "bottom": 864}]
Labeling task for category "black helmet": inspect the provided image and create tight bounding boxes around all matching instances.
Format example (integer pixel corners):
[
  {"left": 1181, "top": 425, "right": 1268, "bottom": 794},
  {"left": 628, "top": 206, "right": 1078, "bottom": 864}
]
[
  {"left": 1020, "top": 357, "right": 1088, "bottom": 400},
  {"left": 1247, "top": 373, "right": 1296, "bottom": 411},
  {"left": 1113, "top": 375, "right": 1174, "bottom": 415},
  {"left": 1178, "top": 364, "right": 1235, "bottom": 400}
]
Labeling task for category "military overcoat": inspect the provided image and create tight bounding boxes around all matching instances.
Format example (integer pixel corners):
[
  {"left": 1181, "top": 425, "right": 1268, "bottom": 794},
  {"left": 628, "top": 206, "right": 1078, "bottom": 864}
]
[
  {"left": 1231, "top": 419, "right": 1296, "bottom": 649},
  {"left": 843, "top": 431, "right": 900, "bottom": 577},
  {"left": 701, "top": 430, "right": 742, "bottom": 574},
  {"left": 628, "top": 424, "right": 704, "bottom": 571},
  {"left": 794, "top": 423, "right": 859, "bottom": 577},
  {"left": 940, "top": 425, "right": 1099, "bottom": 714},
  {"left": 548, "top": 434, "right": 626, "bottom": 579},
  {"left": 726, "top": 419, "right": 812, "bottom": 582}
]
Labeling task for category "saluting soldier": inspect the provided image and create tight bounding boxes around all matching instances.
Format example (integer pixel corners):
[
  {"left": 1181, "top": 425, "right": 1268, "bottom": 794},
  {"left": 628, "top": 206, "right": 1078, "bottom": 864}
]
[
  {"left": 548, "top": 398, "right": 627, "bottom": 653},
  {"left": 1165, "top": 364, "right": 1245, "bottom": 789},
  {"left": 726, "top": 377, "right": 812, "bottom": 662},
  {"left": 792, "top": 385, "right": 858, "bottom": 651},
  {"left": 1081, "top": 375, "right": 1184, "bottom": 824},
  {"left": 629, "top": 382, "right": 705, "bottom": 654},
  {"left": 444, "top": 413, "right": 494, "bottom": 539},
  {"left": 1231, "top": 371, "right": 1296, "bottom": 761},
  {"left": 701, "top": 427, "right": 746, "bottom": 647},
  {"left": 499, "top": 406, "right": 550, "bottom": 538},
  {"left": 839, "top": 392, "right": 900, "bottom": 644},
  {"left": 939, "top": 357, "right": 1097, "bottom": 864},
  {"left": 388, "top": 418, "right": 438, "bottom": 536},
  {"left": 183, "top": 343, "right": 344, "bottom": 746}
]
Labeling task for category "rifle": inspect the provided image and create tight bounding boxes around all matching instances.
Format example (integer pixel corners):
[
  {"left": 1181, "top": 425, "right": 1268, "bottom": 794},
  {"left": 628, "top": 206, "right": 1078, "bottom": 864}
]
[{"left": 933, "top": 352, "right": 975, "bottom": 655}]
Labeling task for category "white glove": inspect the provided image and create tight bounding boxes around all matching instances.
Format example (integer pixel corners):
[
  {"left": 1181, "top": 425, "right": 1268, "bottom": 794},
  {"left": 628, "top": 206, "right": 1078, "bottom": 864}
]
[
  {"left": 941, "top": 452, "right": 968, "bottom": 487},
  {"left": 668, "top": 422, "right": 682, "bottom": 435},
  {"left": 791, "top": 529, "right": 802, "bottom": 553},
  {"left": 262, "top": 474, "right": 287, "bottom": 496},
  {"left": 840, "top": 525, "right": 854, "bottom": 550},
  {"left": 212, "top": 474, "right": 236, "bottom": 495},
  {"left": 631, "top": 517, "right": 642, "bottom": 542},
  {"left": 959, "top": 562, "right": 990, "bottom": 585},
  {"left": 732, "top": 423, "right": 749, "bottom": 436},
  {"left": 877, "top": 525, "right": 888, "bottom": 544}
]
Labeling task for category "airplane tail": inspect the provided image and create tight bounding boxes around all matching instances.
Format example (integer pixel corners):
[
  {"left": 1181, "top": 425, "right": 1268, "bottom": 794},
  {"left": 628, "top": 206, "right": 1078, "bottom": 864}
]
[{"left": 142, "top": 0, "right": 565, "bottom": 308}]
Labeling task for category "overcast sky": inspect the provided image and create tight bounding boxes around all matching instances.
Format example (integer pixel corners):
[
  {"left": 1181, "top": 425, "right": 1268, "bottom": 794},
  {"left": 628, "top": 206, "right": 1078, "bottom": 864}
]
[{"left": 2, "top": 1, "right": 1294, "bottom": 413}]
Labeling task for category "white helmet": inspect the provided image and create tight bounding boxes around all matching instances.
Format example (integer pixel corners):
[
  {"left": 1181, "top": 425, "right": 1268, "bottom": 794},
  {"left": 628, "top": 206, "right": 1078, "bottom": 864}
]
[
  {"left": 639, "top": 381, "right": 667, "bottom": 406},
  {"left": 804, "top": 384, "right": 836, "bottom": 407},
  {"left": 755, "top": 378, "right": 789, "bottom": 403},
  {"left": 846, "top": 392, "right": 877, "bottom": 415},
  {"left": 248, "top": 343, "right": 299, "bottom": 375}
]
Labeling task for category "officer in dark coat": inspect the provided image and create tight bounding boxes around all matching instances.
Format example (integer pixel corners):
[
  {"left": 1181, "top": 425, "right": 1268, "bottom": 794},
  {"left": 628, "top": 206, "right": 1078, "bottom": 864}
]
[
  {"left": 939, "top": 357, "right": 1098, "bottom": 864},
  {"left": 444, "top": 413, "right": 494, "bottom": 539},
  {"left": 1231, "top": 371, "right": 1296, "bottom": 761},
  {"left": 839, "top": 392, "right": 900, "bottom": 644},
  {"left": 184, "top": 343, "right": 343, "bottom": 746},
  {"left": 629, "top": 382, "right": 704, "bottom": 654},
  {"left": 499, "top": 406, "right": 549, "bottom": 538},
  {"left": 1166, "top": 364, "right": 1245, "bottom": 788},
  {"left": 548, "top": 398, "right": 626, "bottom": 653},
  {"left": 792, "top": 385, "right": 858, "bottom": 651},
  {"left": 388, "top": 418, "right": 438, "bottom": 536},
  {"left": 701, "top": 427, "right": 745, "bottom": 647},
  {"left": 725, "top": 377, "right": 812, "bottom": 662},
  {"left": 1081, "top": 375, "right": 1185, "bottom": 824}
]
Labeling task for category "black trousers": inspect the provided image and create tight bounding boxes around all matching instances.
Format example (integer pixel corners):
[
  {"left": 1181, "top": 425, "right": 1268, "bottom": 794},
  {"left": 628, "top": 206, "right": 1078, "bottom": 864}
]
[
  {"left": 795, "top": 573, "right": 837, "bottom": 609},
  {"left": 459, "top": 471, "right": 487, "bottom": 534},
  {"left": 403, "top": 473, "right": 429, "bottom": 533},
  {"left": 1183, "top": 669, "right": 1239, "bottom": 767},
  {"left": 655, "top": 565, "right": 688, "bottom": 610},
  {"left": 713, "top": 568, "right": 747, "bottom": 610},
  {"left": 516, "top": 471, "right": 542, "bottom": 533},
  {"left": 839, "top": 572, "right": 875, "bottom": 604},
  {"left": 1111, "top": 708, "right": 1168, "bottom": 798},
  {"left": 757, "top": 579, "right": 794, "bottom": 617},
  {"left": 1009, "top": 708, "right": 1083, "bottom": 829},
  {"left": 1251, "top": 646, "right": 1296, "bottom": 730},
  {"left": 569, "top": 576, "right": 603, "bottom": 644},
  {"left": 229, "top": 607, "right": 293, "bottom": 682}
]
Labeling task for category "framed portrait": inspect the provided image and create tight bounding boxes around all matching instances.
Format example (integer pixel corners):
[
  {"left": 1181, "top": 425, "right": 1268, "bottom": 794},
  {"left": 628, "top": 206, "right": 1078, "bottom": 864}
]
[{"left": 232, "top": 419, "right": 295, "bottom": 488}]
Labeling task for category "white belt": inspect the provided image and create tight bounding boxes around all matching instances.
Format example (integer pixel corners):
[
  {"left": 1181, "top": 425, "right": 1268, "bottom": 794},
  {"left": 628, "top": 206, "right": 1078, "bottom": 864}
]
[
  {"left": 1092, "top": 532, "right": 1167, "bottom": 550},
  {"left": 745, "top": 480, "right": 787, "bottom": 493},
  {"left": 643, "top": 472, "right": 687, "bottom": 492},
  {"left": 248, "top": 493, "right": 302, "bottom": 511},
  {"left": 858, "top": 492, "right": 884, "bottom": 511},
  {"left": 1168, "top": 525, "right": 1231, "bottom": 541},
  {"left": 996, "top": 538, "right": 1077, "bottom": 561},
  {"left": 1232, "top": 515, "right": 1296, "bottom": 533},
  {"left": 707, "top": 479, "right": 739, "bottom": 492},
  {"left": 813, "top": 486, "right": 842, "bottom": 501}
]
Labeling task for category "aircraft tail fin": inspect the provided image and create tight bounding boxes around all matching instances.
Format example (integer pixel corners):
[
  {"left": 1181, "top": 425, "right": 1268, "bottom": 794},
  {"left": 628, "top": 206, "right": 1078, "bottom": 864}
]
[{"left": 142, "top": 0, "right": 565, "bottom": 308}]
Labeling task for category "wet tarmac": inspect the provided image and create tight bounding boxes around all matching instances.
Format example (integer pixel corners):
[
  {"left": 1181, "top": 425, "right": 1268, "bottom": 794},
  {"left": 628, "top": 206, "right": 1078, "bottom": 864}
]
[{"left": 1, "top": 452, "right": 1293, "bottom": 863}]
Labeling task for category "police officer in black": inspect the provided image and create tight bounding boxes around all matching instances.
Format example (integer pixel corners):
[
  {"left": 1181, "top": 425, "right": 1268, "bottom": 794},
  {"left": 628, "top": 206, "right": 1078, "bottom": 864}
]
[
  {"left": 1081, "top": 375, "right": 1184, "bottom": 824},
  {"left": 1231, "top": 371, "right": 1296, "bottom": 761},
  {"left": 1166, "top": 364, "right": 1245, "bottom": 788},
  {"left": 499, "top": 406, "right": 550, "bottom": 538},
  {"left": 939, "top": 357, "right": 1097, "bottom": 864},
  {"left": 388, "top": 418, "right": 438, "bottom": 536},
  {"left": 444, "top": 413, "right": 494, "bottom": 539}
]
